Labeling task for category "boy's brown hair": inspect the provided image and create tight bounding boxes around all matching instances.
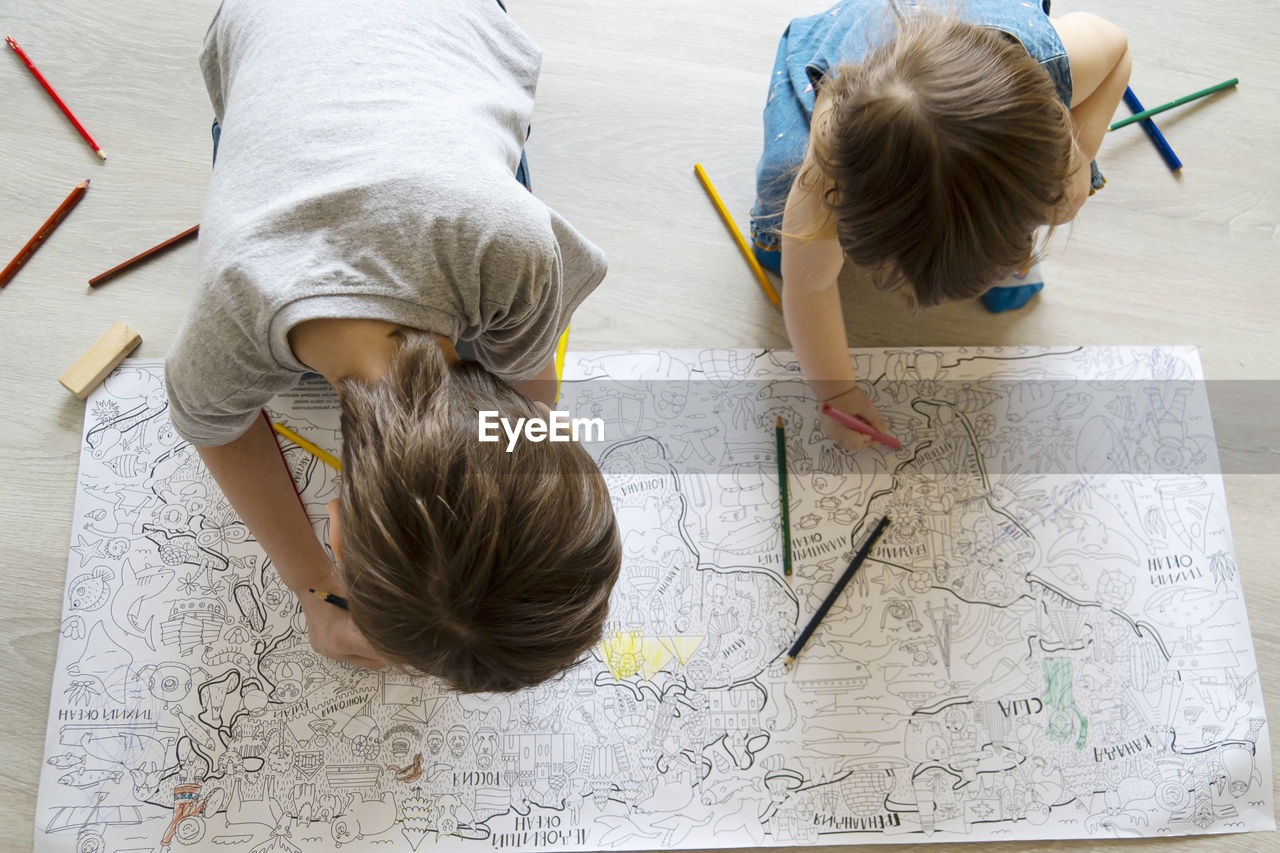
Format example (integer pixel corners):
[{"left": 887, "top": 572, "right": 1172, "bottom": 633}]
[
  {"left": 804, "top": 13, "right": 1074, "bottom": 307},
  {"left": 336, "top": 331, "right": 621, "bottom": 693}
]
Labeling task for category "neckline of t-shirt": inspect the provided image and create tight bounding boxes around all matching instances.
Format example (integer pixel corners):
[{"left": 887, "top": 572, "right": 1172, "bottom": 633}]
[{"left": 270, "top": 293, "right": 460, "bottom": 374}]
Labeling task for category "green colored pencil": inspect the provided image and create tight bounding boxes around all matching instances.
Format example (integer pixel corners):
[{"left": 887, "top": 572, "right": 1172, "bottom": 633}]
[
  {"left": 775, "top": 416, "right": 793, "bottom": 577},
  {"left": 1109, "top": 78, "right": 1238, "bottom": 131}
]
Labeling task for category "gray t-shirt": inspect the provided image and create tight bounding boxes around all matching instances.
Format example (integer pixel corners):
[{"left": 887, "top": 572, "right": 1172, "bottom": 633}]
[{"left": 166, "top": 0, "right": 607, "bottom": 446}]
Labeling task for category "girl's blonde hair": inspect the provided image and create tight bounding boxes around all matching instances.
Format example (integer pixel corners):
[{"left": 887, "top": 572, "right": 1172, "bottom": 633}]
[{"left": 803, "top": 13, "right": 1073, "bottom": 307}]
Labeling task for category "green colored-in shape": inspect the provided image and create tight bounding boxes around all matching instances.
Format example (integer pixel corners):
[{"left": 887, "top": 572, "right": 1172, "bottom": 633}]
[{"left": 1043, "top": 657, "right": 1089, "bottom": 750}]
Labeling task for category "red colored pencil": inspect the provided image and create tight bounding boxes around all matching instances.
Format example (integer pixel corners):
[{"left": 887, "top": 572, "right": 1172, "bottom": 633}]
[
  {"left": 263, "top": 409, "right": 309, "bottom": 512},
  {"left": 89, "top": 225, "right": 200, "bottom": 287},
  {"left": 6, "top": 36, "right": 106, "bottom": 160},
  {"left": 0, "top": 179, "right": 90, "bottom": 288}
]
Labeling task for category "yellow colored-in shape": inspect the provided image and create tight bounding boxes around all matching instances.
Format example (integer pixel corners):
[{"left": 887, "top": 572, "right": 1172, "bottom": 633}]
[
  {"left": 660, "top": 635, "right": 706, "bottom": 666},
  {"left": 638, "top": 636, "right": 673, "bottom": 679},
  {"left": 600, "top": 630, "right": 643, "bottom": 679},
  {"left": 601, "top": 632, "right": 708, "bottom": 680}
]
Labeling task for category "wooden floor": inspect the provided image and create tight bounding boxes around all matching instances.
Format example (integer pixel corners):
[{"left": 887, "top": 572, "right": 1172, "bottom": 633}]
[{"left": 1, "top": 0, "right": 1276, "bottom": 850}]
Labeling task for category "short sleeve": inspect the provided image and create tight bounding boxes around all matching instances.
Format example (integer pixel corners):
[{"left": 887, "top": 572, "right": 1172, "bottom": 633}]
[
  {"left": 164, "top": 292, "right": 298, "bottom": 446},
  {"left": 164, "top": 367, "right": 271, "bottom": 447},
  {"left": 198, "top": 3, "right": 229, "bottom": 121},
  {"left": 469, "top": 202, "right": 606, "bottom": 384}
]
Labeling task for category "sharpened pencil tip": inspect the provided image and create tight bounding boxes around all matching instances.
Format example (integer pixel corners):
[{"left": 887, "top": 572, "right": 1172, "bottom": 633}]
[
  {"left": 784, "top": 656, "right": 795, "bottom": 671},
  {"left": 95, "top": 150, "right": 106, "bottom": 161},
  {"left": 776, "top": 415, "right": 783, "bottom": 428}
]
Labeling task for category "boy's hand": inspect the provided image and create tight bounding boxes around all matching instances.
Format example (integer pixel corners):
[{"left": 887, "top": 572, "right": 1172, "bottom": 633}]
[
  {"left": 299, "top": 588, "right": 388, "bottom": 670},
  {"left": 820, "top": 385, "right": 891, "bottom": 453}
]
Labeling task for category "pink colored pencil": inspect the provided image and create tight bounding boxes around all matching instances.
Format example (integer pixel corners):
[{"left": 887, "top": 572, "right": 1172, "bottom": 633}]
[
  {"left": 821, "top": 403, "right": 903, "bottom": 450},
  {"left": 6, "top": 36, "right": 106, "bottom": 160}
]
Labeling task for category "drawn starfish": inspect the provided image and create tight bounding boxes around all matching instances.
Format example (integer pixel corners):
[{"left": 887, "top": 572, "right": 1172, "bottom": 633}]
[
  {"left": 872, "top": 563, "right": 910, "bottom": 595},
  {"left": 69, "top": 535, "right": 98, "bottom": 568}
]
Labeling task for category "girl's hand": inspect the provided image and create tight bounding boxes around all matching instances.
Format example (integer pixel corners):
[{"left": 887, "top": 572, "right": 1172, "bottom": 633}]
[
  {"left": 819, "top": 385, "right": 891, "bottom": 453},
  {"left": 299, "top": 579, "right": 388, "bottom": 670}
]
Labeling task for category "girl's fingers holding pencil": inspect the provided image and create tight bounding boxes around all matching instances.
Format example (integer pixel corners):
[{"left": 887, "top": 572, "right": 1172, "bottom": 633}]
[
  {"left": 820, "top": 385, "right": 890, "bottom": 452},
  {"left": 823, "top": 415, "right": 874, "bottom": 453}
]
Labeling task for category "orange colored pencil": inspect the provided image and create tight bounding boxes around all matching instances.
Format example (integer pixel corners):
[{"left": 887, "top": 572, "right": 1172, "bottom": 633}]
[
  {"left": 0, "top": 179, "right": 90, "bottom": 288},
  {"left": 6, "top": 36, "right": 106, "bottom": 160},
  {"left": 90, "top": 225, "right": 200, "bottom": 287}
]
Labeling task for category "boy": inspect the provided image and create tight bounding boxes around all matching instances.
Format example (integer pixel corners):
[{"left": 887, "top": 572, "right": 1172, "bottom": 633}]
[{"left": 166, "top": 0, "right": 621, "bottom": 690}]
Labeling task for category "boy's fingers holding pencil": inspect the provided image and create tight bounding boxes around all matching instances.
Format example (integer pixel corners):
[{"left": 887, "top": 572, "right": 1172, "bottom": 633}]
[{"left": 300, "top": 593, "right": 389, "bottom": 670}]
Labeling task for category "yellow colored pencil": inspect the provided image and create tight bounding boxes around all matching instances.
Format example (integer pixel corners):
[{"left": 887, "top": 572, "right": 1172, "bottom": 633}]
[
  {"left": 272, "top": 422, "right": 342, "bottom": 471},
  {"left": 693, "top": 163, "right": 781, "bottom": 309},
  {"left": 554, "top": 324, "right": 570, "bottom": 405}
]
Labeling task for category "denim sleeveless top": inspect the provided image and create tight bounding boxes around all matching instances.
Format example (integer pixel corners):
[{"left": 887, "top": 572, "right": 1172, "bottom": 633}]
[{"left": 751, "top": 0, "right": 1072, "bottom": 247}]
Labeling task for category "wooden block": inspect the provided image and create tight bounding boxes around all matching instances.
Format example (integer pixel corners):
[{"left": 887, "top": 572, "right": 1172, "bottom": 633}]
[{"left": 59, "top": 321, "right": 142, "bottom": 400}]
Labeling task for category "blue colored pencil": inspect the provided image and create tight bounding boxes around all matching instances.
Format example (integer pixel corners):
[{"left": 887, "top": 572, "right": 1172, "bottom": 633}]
[
  {"left": 785, "top": 516, "right": 890, "bottom": 668},
  {"left": 1122, "top": 87, "right": 1182, "bottom": 173}
]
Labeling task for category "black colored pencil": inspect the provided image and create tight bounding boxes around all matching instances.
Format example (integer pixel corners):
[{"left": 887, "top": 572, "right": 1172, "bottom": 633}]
[
  {"left": 775, "top": 416, "right": 793, "bottom": 576},
  {"left": 308, "top": 588, "right": 349, "bottom": 610},
  {"left": 784, "top": 515, "right": 890, "bottom": 668}
]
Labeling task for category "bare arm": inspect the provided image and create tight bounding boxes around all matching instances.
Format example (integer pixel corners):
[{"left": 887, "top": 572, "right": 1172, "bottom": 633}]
[
  {"left": 197, "top": 414, "right": 331, "bottom": 590},
  {"left": 780, "top": 175, "right": 891, "bottom": 451},
  {"left": 1055, "top": 12, "right": 1132, "bottom": 160},
  {"left": 196, "top": 413, "right": 386, "bottom": 668},
  {"left": 513, "top": 357, "right": 558, "bottom": 407},
  {"left": 1047, "top": 14, "right": 1130, "bottom": 222},
  {"left": 780, "top": 187, "right": 851, "bottom": 399}
]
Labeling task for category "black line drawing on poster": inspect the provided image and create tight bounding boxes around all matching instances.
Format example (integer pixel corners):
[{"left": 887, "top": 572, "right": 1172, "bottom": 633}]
[{"left": 35, "top": 348, "right": 1272, "bottom": 851}]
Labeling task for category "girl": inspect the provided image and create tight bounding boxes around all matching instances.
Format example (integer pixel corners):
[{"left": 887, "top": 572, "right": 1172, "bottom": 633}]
[{"left": 750, "top": 1, "right": 1130, "bottom": 452}]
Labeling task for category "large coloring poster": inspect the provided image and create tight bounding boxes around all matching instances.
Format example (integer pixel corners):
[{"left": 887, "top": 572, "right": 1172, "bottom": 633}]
[{"left": 36, "top": 347, "right": 1274, "bottom": 851}]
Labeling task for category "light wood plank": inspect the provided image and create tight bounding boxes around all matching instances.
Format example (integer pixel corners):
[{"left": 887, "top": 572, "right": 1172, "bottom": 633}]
[
  {"left": 57, "top": 320, "right": 141, "bottom": 398},
  {"left": 1, "top": 1, "right": 1276, "bottom": 848}
]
